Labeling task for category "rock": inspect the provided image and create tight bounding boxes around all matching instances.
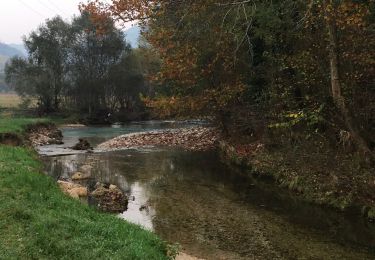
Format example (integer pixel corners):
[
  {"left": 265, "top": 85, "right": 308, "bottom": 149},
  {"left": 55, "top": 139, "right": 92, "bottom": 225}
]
[
  {"left": 94, "top": 182, "right": 109, "bottom": 189},
  {"left": 27, "top": 123, "right": 63, "bottom": 146},
  {"left": 176, "top": 252, "right": 203, "bottom": 260},
  {"left": 57, "top": 180, "right": 88, "bottom": 199},
  {"left": 109, "top": 184, "right": 118, "bottom": 190},
  {"left": 91, "top": 183, "right": 128, "bottom": 212},
  {"left": 47, "top": 129, "right": 64, "bottom": 144},
  {"left": 72, "top": 171, "right": 91, "bottom": 180},
  {"left": 91, "top": 186, "right": 107, "bottom": 197},
  {"left": 72, "top": 138, "right": 92, "bottom": 150},
  {"left": 139, "top": 201, "right": 151, "bottom": 212},
  {"left": 58, "top": 180, "right": 76, "bottom": 191},
  {"left": 68, "top": 187, "right": 88, "bottom": 198}
]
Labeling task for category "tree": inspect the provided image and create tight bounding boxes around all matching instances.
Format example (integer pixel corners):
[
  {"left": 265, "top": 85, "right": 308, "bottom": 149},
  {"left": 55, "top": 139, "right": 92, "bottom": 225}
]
[
  {"left": 5, "top": 12, "right": 148, "bottom": 119},
  {"left": 68, "top": 12, "right": 126, "bottom": 116},
  {"left": 5, "top": 56, "right": 54, "bottom": 111},
  {"left": 82, "top": 0, "right": 374, "bottom": 155},
  {"left": 109, "top": 49, "right": 145, "bottom": 113},
  {"left": 315, "top": 0, "right": 374, "bottom": 158},
  {"left": 24, "top": 16, "right": 72, "bottom": 111}
]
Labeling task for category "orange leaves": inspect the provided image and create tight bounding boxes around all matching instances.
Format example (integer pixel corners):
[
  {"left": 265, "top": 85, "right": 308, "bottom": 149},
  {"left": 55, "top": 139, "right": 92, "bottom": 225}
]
[
  {"left": 335, "top": 1, "right": 369, "bottom": 29},
  {"left": 80, "top": 0, "right": 158, "bottom": 27},
  {"left": 311, "top": 0, "right": 370, "bottom": 29},
  {"left": 142, "top": 95, "right": 202, "bottom": 118},
  {"left": 303, "top": 0, "right": 374, "bottom": 87}
]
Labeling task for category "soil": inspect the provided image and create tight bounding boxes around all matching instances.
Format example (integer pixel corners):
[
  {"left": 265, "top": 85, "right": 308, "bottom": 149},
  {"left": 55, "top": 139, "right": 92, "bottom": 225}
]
[{"left": 0, "top": 133, "right": 23, "bottom": 146}]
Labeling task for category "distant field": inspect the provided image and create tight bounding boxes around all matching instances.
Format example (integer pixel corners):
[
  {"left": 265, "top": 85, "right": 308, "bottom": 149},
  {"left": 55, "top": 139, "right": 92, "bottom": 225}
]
[{"left": 0, "top": 93, "right": 22, "bottom": 108}]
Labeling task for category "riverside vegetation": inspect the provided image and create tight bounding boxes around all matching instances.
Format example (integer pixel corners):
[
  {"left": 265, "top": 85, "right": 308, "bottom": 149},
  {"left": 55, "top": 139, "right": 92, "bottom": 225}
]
[
  {"left": 0, "top": 117, "right": 169, "bottom": 259},
  {"left": 80, "top": 0, "right": 374, "bottom": 219},
  {"left": 1, "top": 0, "right": 374, "bottom": 258}
]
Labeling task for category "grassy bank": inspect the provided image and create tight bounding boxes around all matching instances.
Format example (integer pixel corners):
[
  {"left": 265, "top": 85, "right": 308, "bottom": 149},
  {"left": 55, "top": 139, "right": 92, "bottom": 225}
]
[
  {"left": 0, "top": 119, "right": 168, "bottom": 259},
  {"left": 0, "top": 117, "right": 50, "bottom": 133},
  {"left": 219, "top": 140, "right": 375, "bottom": 220}
]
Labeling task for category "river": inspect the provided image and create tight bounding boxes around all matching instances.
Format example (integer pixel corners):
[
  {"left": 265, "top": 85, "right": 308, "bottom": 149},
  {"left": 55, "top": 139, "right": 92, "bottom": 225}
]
[{"left": 40, "top": 121, "right": 375, "bottom": 259}]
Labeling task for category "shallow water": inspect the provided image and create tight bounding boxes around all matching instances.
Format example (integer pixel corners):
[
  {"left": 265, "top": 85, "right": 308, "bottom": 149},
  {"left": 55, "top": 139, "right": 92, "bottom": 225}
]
[{"left": 41, "top": 122, "right": 375, "bottom": 259}]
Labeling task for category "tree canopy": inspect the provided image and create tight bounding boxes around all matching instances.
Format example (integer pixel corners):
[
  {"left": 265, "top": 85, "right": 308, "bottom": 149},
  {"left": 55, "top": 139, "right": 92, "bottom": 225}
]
[
  {"left": 5, "top": 13, "right": 146, "bottom": 120},
  {"left": 81, "top": 0, "right": 374, "bottom": 156}
]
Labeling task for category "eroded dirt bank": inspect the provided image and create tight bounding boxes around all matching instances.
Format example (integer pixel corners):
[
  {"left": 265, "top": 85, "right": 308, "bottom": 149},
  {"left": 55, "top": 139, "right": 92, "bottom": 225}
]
[
  {"left": 26, "top": 122, "right": 63, "bottom": 146},
  {"left": 0, "top": 122, "right": 63, "bottom": 147}
]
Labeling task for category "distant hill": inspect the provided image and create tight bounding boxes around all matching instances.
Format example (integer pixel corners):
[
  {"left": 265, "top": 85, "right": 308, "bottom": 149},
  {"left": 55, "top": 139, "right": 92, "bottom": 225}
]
[
  {"left": 0, "top": 55, "right": 9, "bottom": 72},
  {"left": 0, "top": 43, "right": 26, "bottom": 91},
  {"left": 0, "top": 42, "right": 26, "bottom": 72},
  {"left": 8, "top": 43, "right": 27, "bottom": 56},
  {"left": 125, "top": 26, "right": 141, "bottom": 48},
  {"left": 0, "top": 42, "right": 24, "bottom": 57},
  {"left": 0, "top": 54, "right": 7, "bottom": 67}
]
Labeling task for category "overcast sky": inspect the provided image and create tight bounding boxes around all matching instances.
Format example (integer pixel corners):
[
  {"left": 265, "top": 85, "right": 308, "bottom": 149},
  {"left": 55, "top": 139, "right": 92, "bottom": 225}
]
[{"left": 0, "top": 0, "right": 89, "bottom": 44}]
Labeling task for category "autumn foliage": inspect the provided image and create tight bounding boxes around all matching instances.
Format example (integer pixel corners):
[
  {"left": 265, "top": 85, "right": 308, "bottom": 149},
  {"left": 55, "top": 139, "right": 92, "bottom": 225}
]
[{"left": 81, "top": 0, "right": 374, "bottom": 152}]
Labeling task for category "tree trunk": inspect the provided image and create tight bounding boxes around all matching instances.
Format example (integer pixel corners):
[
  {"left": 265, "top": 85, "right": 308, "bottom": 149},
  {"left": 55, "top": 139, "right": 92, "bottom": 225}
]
[
  {"left": 324, "top": 0, "right": 373, "bottom": 161},
  {"left": 325, "top": 7, "right": 344, "bottom": 111},
  {"left": 54, "top": 79, "right": 60, "bottom": 111}
]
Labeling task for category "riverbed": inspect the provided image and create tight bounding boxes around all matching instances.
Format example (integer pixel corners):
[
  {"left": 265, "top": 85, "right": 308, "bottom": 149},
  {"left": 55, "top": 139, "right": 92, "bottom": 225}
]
[{"left": 40, "top": 121, "right": 375, "bottom": 259}]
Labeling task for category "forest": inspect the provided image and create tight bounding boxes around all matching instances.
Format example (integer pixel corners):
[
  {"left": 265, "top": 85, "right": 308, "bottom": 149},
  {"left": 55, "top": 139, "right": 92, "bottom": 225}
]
[
  {"left": 4, "top": 1, "right": 374, "bottom": 177},
  {"left": 79, "top": 0, "right": 375, "bottom": 214},
  {"left": 80, "top": 0, "right": 374, "bottom": 158},
  {"left": 5, "top": 0, "right": 374, "bottom": 163},
  {"left": 7, "top": 1, "right": 374, "bottom": 150}
]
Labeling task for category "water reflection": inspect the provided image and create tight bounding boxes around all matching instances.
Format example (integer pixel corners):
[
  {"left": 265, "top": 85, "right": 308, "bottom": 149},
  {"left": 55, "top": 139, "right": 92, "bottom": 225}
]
[
  {"left": 41, "top": 124, "right": 375, "bottom": 259},
  {"left": 121, "top": 182, "right": 155, "bottom": 231}
]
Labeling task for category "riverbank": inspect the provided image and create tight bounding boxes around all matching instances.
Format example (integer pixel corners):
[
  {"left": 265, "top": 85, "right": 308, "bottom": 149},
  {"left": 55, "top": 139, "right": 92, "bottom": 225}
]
[
  {"left": 46, "top": 124, "right": 375, "bottom": 259},
  {"left": 97, "top": 127, "right": 220, "bottom": 151},
  {"left": 96, "top": 125, "right": 375, "bottom": 221},
  {"left": 0, "top": 117, "right": 168, "bottom": 259},
  {"left": 219, "top": 140, "right": 375, "bottom": 220}
]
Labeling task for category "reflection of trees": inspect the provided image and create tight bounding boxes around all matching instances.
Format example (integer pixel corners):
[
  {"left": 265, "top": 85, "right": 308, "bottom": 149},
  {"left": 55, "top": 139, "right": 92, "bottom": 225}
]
[
  {"left": 43, "top": 154, "right": 81, "bottom": 180},
  {"left": 44, "top": 149, "right": 375, "bottom": 258}
]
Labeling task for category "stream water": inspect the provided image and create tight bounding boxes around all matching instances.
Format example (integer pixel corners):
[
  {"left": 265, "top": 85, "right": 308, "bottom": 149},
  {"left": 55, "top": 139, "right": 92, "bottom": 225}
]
[{"left": 41, "top": 121, "right": 375, "bottom": 259}]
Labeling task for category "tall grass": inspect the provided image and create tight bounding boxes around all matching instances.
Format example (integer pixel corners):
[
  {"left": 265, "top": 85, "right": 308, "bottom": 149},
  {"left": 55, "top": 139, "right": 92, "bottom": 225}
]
[{"left": 0, "top": 118, "right": 168, "bottom": 259}]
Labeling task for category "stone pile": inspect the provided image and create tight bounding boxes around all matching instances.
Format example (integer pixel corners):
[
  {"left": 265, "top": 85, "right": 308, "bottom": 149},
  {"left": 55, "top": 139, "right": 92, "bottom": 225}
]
[
  {"left": 97, "top": 126, "right": 220, "bottom": 151},
  {"left": 27, "top": 123, "right": 63, "bottom": 146}
]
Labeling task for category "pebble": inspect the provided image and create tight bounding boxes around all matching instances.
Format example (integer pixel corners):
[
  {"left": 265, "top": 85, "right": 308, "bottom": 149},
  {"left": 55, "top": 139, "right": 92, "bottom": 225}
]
[{"left": 97, "top": 127, "right": 220, "bottom": 151}]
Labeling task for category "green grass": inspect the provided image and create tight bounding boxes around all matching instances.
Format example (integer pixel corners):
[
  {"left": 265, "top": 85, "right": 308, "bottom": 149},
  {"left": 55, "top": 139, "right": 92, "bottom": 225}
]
[
  {"left": 0, "top": 117, "right": 48, "bottom": 133},
  {"left": 0, "top": 119, "right": 168, "bottom": 259}
]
